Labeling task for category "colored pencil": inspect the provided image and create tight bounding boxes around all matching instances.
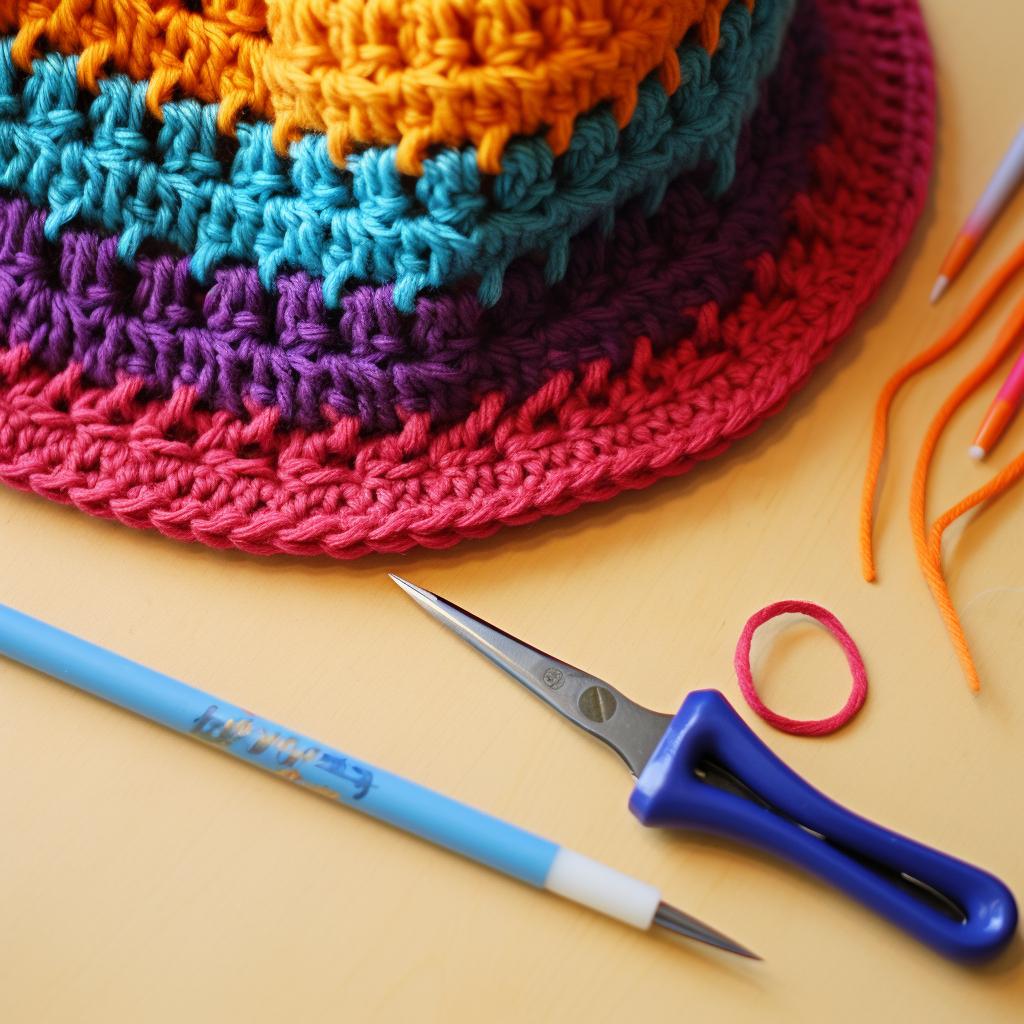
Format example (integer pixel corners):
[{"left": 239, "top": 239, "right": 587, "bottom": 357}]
[
  {"left": 0, "top": 601, "right": 753, "bottom": 957},
  {"left": 969, "top": 345, "right": 1024, "bottom": 459},
  {"left": 931, "top": 125, "right": 1024, "bottom": 304}
]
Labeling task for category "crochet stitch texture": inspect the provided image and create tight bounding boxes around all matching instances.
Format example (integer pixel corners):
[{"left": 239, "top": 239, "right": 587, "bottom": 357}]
[
  {"left": 0, "top": 0, "right": 270, "bottom": 132},
  {"left": 0, "top": 0, "right": 789, "bottom": 308},
  {"left": 0, "top": 0, "right": 737, "bottom": 171},
  {"left": 0, "top": 0, "right": 935, "bottom": 558},
  {"left": 0, "top": 32, "right": 826, "bottom": 435},
  {"left": 263, "top": 0, "right": 739, "bottom": 173}
]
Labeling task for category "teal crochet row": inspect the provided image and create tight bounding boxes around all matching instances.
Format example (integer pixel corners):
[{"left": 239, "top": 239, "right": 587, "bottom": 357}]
[{"left": 0, "top": 0, "right": 792, "bottom": 311}]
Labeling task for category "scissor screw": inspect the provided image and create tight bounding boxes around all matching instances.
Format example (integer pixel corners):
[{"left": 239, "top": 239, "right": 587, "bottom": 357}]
[{"left": 578, "top": 685, "right": 617, "bottom": 723}]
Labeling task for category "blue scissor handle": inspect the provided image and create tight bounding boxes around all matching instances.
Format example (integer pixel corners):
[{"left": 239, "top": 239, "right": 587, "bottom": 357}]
[{"left": 628, "top": 690, "right": 1017, "bottom": 962}]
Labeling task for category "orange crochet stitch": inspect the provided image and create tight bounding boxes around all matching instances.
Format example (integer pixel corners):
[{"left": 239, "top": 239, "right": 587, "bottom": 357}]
[
  {"left": 0, "top": 0, "right": 271, "bottom": 130},
  {"left": 263, "top": 0, "right": 739, "bottom": 173}
]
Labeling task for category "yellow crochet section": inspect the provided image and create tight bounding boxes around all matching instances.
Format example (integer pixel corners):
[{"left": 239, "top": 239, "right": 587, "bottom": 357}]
[
  {"left": 264, "top": 0, "right": 737, "bottom": 173},
  {"left": 0, "top": 0, "right": 744, "bottom": 172},
  {"left": 0, "top": 0, "right": 271, "bottom": 130}
]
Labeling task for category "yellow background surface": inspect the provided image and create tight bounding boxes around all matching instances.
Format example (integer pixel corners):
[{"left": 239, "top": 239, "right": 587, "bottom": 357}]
[{"left": 1, "top": 2, "right": 1022, "bottom": 1020}]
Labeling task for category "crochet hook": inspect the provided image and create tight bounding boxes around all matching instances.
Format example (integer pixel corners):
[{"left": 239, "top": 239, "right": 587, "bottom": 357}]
[
  {"left": 969, "top": 343, "right": 1024, "bottom": 459},
  {"left": 391, "top": 576, "right": 1019, "bottom": 963},
  {"left": 930, "top": 124, "right": 1024, "bottom": 303},
  {"left": 0, "top": 602, "right": 756, "bottom": 961}
]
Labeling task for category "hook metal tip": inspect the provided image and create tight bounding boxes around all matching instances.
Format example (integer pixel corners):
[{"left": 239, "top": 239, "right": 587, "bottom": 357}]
[{"left": 653, "top": 902, "right": 761, "bottom": 960}]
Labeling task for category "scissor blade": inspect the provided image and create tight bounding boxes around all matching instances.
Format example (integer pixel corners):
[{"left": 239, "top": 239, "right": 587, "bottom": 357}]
[{"left": 390, "top": 576, "right": 672, "bottom": 777}]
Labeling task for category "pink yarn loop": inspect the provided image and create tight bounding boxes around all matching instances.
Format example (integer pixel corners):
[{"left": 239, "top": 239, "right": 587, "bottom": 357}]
[{"left": 734, "top": 600, "right": 868, "bottom": 736}]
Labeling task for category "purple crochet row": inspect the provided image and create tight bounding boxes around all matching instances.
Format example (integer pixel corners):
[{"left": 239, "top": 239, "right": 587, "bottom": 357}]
[{"left": 0, "top": 11, "right": 826, "bottom": 436}]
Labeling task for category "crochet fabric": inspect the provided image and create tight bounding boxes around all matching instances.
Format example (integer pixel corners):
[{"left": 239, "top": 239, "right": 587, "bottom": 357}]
[
  {"left": 0, "top": 35, "right": 824, "bottom": 436},
  {"left": 0, "top": 0, "right": 741, "bottom": 172},
  {"left": 0, "top": 0, "right": 935, "bottom": 558},
  {"left": 0, "top": 0, "right": 270, "bottom": 132},
  {"left": 263, "top": 0, "right": 740, "bottom": 173},
  {"left": 0, "top": 0, "right": 789, "bottom": 310}
]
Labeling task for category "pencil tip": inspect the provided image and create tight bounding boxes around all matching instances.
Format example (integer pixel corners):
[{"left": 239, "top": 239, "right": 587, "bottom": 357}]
[
  {"left": 930, "top": 276, "right": 949, "bottom": 304},
  {"left": 968, "top": 445, "right": 986, "bottom": 461},
  {"left": 653, "top": 902, "right": 760, "bottom": 960}
]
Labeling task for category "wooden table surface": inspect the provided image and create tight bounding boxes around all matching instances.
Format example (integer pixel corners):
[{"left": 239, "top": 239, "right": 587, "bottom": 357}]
[{"left": 2, "top": 2, "right": 1022, "bottom": 1020}]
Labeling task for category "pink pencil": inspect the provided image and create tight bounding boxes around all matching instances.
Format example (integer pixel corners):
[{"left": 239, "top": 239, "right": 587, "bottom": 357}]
[
  {"left": 931, "top": 125, "right": 1024, "bottom": 303},
  {"left": 969, "top": 346, "right": 1024, "bottom": 459}
]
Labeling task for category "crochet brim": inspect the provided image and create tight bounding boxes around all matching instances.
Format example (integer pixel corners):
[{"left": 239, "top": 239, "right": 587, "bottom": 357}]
[{"left": 0, "top": 0, "right": 934, "bottom": 559}]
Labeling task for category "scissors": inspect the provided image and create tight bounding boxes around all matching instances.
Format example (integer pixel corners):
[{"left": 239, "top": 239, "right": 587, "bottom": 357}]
[{"left": 391, "top": 576, "right": 1018, "bottom": 962}]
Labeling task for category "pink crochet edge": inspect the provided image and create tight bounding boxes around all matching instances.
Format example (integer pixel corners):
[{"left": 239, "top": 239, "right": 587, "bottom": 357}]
[{"left": 0, "top": 0, "right": 934, "bottom": 559}]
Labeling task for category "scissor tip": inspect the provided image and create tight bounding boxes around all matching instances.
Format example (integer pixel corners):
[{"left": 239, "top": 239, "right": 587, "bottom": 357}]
[
  {"left": 929, "top": 275, "right": 949, "bottom": 305},
  {"left": 388, "top": 574, "right": 434, "bottom": 600},
  {"left": 653, "top": 902, "right": 760, "bottom": 960}
]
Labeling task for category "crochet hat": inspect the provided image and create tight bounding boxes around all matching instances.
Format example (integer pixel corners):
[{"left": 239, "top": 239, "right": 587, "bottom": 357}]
[
  {"left": 0, "top": 0, "right": 934, "bottom": 558},
  {"left": 0, "top": 1, "right": 787, "bottom": 310}
]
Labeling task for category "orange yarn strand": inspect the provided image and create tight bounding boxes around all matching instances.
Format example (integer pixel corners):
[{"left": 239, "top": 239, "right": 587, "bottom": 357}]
[
  {"left": 927, "top": 450, "right": 1024, "bottom": 569},
  {"left": 918, "top": 448, "right": 1024, "bottom": 688},
  {"left": 859, "top": 237, "right": 1024, "bottom": 693},
  {"left": 859, "top": 239, "right": 1024, "bottom": 582},
  {"left": 905, "top": 294, "right": 1024, "bottom": 692}
]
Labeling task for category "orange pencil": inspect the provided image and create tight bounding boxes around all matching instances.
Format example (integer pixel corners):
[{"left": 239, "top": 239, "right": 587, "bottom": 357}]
[
  {"left": 969, "top": 343, "right": 1024, "bottom": 459},
  {"left": 931, "top": 125, "right": 1024, "bottom": 303}
]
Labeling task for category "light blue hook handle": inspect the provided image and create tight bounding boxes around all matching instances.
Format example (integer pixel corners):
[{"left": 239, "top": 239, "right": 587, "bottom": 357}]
[{"left": 628, "top": 690, "right": 1017, "bottom": 962}]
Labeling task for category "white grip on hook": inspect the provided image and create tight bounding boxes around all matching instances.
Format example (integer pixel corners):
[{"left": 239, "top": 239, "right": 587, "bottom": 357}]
[{"left": 544, "top": 848, "right": 660, "bottom": 930}]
